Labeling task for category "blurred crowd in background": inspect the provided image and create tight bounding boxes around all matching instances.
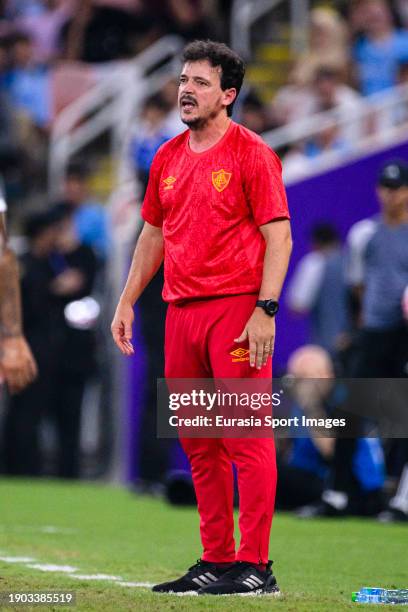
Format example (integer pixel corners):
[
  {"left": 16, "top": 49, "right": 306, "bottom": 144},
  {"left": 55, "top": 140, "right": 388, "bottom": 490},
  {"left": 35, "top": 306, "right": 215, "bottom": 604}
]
[
  {"left": 0, "top": 0, "right": 407, "bottom": 209},
  {"left": 0, "top": 0, "right": 407, "bottom": 523}
]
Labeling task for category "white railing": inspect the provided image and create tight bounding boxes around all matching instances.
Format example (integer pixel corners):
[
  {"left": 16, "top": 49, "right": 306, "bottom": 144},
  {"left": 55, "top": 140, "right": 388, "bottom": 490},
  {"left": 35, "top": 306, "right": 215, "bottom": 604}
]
[
  {"left": 48, "top": 35, "right": 184, "bottom": 198},
  {"left": 262, "top": 82, "right": 408, "bottom": 184},
  {"left": 230, "top": 0, "right": 309, "bottom": 59}
]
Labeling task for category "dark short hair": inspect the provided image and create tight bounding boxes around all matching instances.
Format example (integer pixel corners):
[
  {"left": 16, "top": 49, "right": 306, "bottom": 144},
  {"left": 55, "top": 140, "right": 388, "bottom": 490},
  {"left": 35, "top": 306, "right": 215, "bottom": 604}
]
[
  {"left": 49, "top": 201, "right": 74, "bottom": 223},
  {"left": 24, "top": 210, "right": 56, "bottom": 240},
  {"left": 10, "top": 32, "right": 32, "bottom": 46},
  {"left": 311, "top": 223, "right": 340, "bottom": 246},
  {"left": 143, "top": 92, "right": 170, "bottom": 114},
  {"left": 182, "top": 40, "right": 245, "bottom": 117},
  {"left": 66, "top": 161, "right": 89, "bottom": 181}
]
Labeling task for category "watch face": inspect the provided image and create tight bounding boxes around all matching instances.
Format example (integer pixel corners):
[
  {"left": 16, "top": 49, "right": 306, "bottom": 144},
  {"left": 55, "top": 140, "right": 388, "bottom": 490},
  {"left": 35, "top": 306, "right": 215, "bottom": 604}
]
[{"left": 265, "top": 300, "right": 279, "bottom": 315}]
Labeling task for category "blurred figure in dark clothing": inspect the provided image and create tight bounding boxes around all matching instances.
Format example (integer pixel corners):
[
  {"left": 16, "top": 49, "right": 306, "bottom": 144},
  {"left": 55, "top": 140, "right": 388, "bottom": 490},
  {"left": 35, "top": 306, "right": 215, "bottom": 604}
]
[
  {"left": 287, "top": 224, "right": 350, "bottom": 358},
  {"left": 2, "top": 204, "right": 97, "bottom": 478},
  {"left": 2, "top": 210, "right": 59, "bottom": 476},
  {"left": 276, "top": 345, "right": 385, "bottom": 517},
  {"left": 60, "top": 1, "right": 156, "bottom": 62},
  {"left": 62, "top": 163, "right": 109, "bottom": 262},
  {"left": 346, "top": 160, "right": 408, "bottom": 522},
  {"left": 239, "top": 91, "right": 269, "bottom": 134}
]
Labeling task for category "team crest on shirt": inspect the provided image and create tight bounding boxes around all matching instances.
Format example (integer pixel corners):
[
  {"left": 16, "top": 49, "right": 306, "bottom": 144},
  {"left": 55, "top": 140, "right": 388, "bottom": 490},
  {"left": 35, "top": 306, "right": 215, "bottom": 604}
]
[
  {"left": 212, "top": 169, "right": 232, "bottom": 192},
  {"left": 163, "top": 176, "right": 177, "bottom": 190},
  {"left": 230, "top": 348, "right": 250, "bottom": 362}
]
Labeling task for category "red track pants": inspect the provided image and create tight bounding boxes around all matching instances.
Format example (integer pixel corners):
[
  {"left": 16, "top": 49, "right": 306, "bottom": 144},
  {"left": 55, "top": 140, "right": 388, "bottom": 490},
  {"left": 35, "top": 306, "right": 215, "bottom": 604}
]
[{"left": 164, "top": 294, "right": 277, "bottom": 565}]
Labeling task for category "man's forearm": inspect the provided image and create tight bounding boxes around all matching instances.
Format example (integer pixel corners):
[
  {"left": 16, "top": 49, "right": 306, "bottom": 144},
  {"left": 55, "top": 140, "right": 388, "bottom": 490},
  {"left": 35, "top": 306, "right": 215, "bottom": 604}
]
[
  {"left": 0, "top": 247, "right": 23, "bottom": 338},
  {"left": 259, "top": 220, "right": 292, "bottom": 300},
  {"left": 120, "top": 224, "right": 164, "bottom": 305}
]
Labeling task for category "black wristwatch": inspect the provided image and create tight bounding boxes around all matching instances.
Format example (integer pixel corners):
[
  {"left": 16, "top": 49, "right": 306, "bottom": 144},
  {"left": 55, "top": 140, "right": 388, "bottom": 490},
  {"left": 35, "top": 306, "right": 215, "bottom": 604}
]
[{"left": 256, "top": 299, "right": 279, "bottom": 317}]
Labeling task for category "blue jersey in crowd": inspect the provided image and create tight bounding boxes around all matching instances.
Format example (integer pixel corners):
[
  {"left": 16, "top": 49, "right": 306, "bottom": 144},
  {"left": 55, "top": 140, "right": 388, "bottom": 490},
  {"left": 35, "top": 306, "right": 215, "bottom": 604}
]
[
  {"left": 353, "top": 30, "right": 408, "bottom": 96},
  {"left": 74, "top": 203, "right": 110, "bottom": 260}
]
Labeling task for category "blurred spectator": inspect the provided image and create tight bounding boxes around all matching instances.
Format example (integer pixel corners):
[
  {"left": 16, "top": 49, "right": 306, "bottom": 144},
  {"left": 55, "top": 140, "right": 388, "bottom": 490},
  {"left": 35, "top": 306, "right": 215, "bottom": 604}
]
[
  {"left": 281, "top": 144, "right": 312, "bottom": 182},
  {"left": 4, "top": 0, "right": 45, "bottom": 18},
  {"left": 312, "top": 66, "right": 361, "bottom": 114},
  {"left": 4, "top": 32, "right": 51, "bottom": 129},
  {"left": 346, "top": 160, "right": 408, "bottom": 522},
  {"left": 278, "top": 345, "right": 385, "bottom": 517},
  {"left": 395, "top": 59, "right": 408, "bottom": 124},
  {"left": 270, "top": 65, "right": 362, "bottom": 138},
  {"left": 283, "top": 122, "right": 350, "bottom": 182},
  {"left": 158, "top": 0, "right": 217, "bottom": 42},
  {"left": 239, "top": 90, "right": 268, "bottom": 134},
  {"left": 291, "top": 7, "right": 350, "bottom": 87},
  {"left": 60, "top": 0, "right": 156, "bottom": 62},
  {"left": 287, "top": 224, "right": 350, "bottom": 356},
  {"left": 129, "top": 93, "right": 172, "bottom": 194},
  {"left": 351, "top": 0, "right": 408, "bottom": 95},
  {"left": 0, "top": 86, "right": 30, "bottom": 205},
  {"left": 305, "top": 124, "right": 349, "bottom": 159},
  {"left": 269, "top": 70, "right": 315, "bottom": 127},
  {"left": 2, "top": 204, "right": 97, "bottom": 478},
  {"left": 2, "top": 210, "right": 56, "bottom": 475},
  {"left": 276, "top": 346, "right": 336, "bottom": 510},
  {"left": 160, "top": 78, "right": 185, "bottom": 137},
  {"left": 63, "top": 162, "right": 110, "bottom": 261},
  {"left": 14, "top": 0, "right": 73, "bottom": 63},
  {"left": 346, "top": 160, "right": 408, "bottom": 375},
  {"left": 310, "top": 66, "right": 363, "bottom": 141}
]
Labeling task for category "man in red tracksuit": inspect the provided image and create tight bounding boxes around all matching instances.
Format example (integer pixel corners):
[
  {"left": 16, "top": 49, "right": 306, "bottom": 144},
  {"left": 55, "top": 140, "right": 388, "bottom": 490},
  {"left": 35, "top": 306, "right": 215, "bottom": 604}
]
[{"left": 111, "top": 40, "right": 292, "bottom": 596}]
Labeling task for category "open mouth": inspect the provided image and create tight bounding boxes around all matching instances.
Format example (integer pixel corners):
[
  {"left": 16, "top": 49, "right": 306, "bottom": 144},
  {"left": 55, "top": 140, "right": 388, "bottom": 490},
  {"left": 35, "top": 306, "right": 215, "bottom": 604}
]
[{"left": 181, "top": 99, "right": 197, "bottom": 111}]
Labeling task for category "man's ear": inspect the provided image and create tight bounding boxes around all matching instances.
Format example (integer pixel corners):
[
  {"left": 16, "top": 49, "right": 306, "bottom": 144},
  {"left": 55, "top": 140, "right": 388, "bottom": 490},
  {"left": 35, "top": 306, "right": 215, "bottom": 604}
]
[{"left": 222, "top": 88, "right": 237, "bottom": 109}]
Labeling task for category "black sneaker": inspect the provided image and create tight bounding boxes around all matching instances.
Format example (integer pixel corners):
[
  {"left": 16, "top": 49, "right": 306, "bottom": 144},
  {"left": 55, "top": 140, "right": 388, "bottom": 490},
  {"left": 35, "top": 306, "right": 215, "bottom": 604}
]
[
  {"left": 198, "top": 560, "right": 280, "bottom": 596},
  {"left": 152, "top": 559, "right": 232, "bottom": 594}
]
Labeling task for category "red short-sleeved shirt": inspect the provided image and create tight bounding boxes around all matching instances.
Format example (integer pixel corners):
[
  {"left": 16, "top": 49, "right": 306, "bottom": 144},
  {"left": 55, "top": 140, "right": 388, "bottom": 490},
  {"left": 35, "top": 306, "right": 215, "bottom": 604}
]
[{"left": 141, "top": 120, "right": 290, "bottom": 303}]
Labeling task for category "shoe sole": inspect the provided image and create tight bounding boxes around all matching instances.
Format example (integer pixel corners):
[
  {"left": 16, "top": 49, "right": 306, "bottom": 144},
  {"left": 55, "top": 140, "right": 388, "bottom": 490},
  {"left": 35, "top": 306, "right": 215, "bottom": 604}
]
[
  {"left": 153, "top": 590, "right": 199, "bottom": 596},
  {"left": 199, "top": 588, "right": 281, "bottom": 597}
]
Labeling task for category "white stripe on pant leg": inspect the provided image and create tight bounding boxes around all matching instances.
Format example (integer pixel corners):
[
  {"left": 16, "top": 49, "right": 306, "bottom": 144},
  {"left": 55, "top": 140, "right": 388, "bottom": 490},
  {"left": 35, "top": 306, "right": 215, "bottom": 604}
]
[
  {"left": 192, "top": 577, "right": 206, "bottom": 587},
  {"left": 243, "top": 578, "right": 257, "bottom": 588},
  {"left": 198, "top": 575, "right": 210, "bottom": 584},
  {"left": 205, "top": 572, "right": 218, "bottom": 581}
]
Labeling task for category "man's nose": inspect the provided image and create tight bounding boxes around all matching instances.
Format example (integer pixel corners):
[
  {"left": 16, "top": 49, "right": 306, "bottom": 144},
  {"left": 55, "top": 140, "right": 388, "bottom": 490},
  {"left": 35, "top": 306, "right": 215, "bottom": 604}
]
[{"left": 180, "top": 81, "right": 195, "bottom": 95}]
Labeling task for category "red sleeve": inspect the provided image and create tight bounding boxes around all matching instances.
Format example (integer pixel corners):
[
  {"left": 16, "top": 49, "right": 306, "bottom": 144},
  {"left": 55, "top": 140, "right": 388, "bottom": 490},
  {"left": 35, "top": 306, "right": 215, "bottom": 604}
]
[
  {"left": 140, "top": 148, "right": 164, "bottom": 227},
  {"left": 243, "top": 143, "right": 290, "bottom": 226}
]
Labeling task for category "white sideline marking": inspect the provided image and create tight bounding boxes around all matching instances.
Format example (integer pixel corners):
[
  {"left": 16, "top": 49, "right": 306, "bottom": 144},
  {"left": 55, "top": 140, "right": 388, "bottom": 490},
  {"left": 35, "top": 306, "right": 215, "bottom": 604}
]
[
  {"left": 0, "top": 556, "right": 36, "bottom": 563},
  {"left": 71, "top": 574, "right": 123, "bottom": 581},
  {"left": 0, "top": 525, "right": 77, "bottom": 534},
  {"left": 26, "top": 564, "right": 78, "bottom": 573},
  {"left": 0, "top": 553, "right": 156, "bottom": 590},
  {"left": 40, "top": 526, "right": 77, "bottom": 534}
]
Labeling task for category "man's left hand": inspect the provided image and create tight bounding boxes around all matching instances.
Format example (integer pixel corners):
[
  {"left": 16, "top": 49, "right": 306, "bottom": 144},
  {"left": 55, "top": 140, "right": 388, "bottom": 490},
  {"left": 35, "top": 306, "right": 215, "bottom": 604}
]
[{"left": 234, "top": 308, "right": 275, "bottom": 369}]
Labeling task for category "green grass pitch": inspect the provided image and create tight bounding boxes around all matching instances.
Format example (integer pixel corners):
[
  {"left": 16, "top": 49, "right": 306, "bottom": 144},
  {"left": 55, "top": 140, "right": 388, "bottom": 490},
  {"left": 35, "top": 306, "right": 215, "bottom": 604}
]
[{"left": 1, "top": 478, "right": 406, "bottom": 610}]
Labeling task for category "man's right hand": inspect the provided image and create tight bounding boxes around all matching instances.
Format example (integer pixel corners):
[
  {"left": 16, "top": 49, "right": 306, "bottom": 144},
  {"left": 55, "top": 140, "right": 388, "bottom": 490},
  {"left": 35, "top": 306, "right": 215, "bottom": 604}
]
[
  {"left": 0, "top": 335, "right": 38, "bottom": 394},
  {"left": 111, "top": 300, "right": 135, "bottom": 356}
]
